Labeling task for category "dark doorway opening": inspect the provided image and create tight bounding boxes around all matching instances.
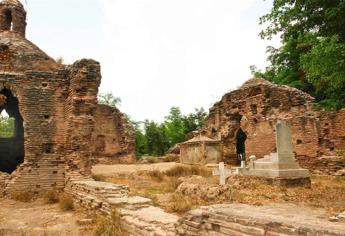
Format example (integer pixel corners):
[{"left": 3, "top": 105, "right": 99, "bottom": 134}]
[
  {"left": 0, "top": 88, "right": 24, "bottom": 173},
  {"left": 236, "top": 128, "right": 247, "bottom": 165},
  {"left": 4, "top": 9, "right": 13, "bottom": 31}
]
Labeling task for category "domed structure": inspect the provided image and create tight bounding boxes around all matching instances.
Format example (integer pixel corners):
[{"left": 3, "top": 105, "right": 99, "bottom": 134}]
[
  {"left": 0, "top": 2, "right": 135, "bottom": 196},
  {"left": 0, "top": 0, "right": 58, "bottom": 72},
  {"left": 0, "top": 0, "right": 26, "bottom": 36}
]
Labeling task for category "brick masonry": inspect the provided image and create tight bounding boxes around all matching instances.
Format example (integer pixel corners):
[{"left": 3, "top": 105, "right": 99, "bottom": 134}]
[
  {"left": 201, "top": 78, "right": 345, "bottom": 173},
  {"left": 0, "top": 0, "right": 135, "bottom": 195}
]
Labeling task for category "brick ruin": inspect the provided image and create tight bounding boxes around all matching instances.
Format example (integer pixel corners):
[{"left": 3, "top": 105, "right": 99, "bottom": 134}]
[
  {"left": 201, "top": 78, "right": 345, "bottom": 174},
  {"left": 0, "top": 0, "right": 135, "bottom": 195}
]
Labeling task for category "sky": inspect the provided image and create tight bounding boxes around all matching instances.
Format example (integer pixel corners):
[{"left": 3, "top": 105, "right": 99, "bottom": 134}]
[{"left": 22, "top": 0, "right": 279, "bottom": 122}]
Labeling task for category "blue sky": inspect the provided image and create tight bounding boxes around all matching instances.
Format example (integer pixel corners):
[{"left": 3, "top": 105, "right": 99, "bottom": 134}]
[{"left": 22, "top": 0, "right": 278, "bottom": 122}]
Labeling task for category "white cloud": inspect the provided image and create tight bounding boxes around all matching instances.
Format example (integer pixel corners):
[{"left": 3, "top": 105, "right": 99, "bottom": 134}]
[{"left": 97, "top": 0, "right": 277, "bottom": 122}]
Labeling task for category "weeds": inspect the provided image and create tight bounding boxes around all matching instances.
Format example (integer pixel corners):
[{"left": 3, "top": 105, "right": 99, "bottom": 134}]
[
  {"left": 11, "top": 191, "right": 35, "bottom": 202},
  {"left": 43, "top": 190, "right": 60, "bottom": 204},
  {"left": 164, "top": 165, "right": 211, "bottom": 178},
  {"left": 93, "top": 210, "right": 127, "bottom": 236},
  {"left": 92, "top": 174, "right": 107, "bottom": 182},
  {"left": 147, "top": 170, "right": 164, "bottom": 181},
  {"left": 59, "top": 194, "right": 74, "bottom": 211}
]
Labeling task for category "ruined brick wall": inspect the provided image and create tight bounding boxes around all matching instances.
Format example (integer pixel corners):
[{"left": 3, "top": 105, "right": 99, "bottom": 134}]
[
  {"left": 0, "top": 0, "right": 27, "bottom": 36},
  {"left": 64, "top": 59, "right": 101, "bottom": 177},
  {"left": 92, "top": 104, "right": 135, "bottom": 164},
  {"left": 202, "top": 78, "right": 318, "bottom": 164},
  {"left": 0, "top": 72, "right": 67, "bottom": 194},
  {"left": 318, "top": 109, "right": 345, "bottom": 156},
  {"left": 202, "top": 78, "right": 345, "bottom": 170},
  {"left": 0, "top": 1, "right": 136, "bottom": 196}
]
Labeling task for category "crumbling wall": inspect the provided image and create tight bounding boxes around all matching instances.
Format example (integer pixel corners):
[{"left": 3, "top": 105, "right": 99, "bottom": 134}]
[
  {"left": 202, "top": 78, "right": 317, "bottom": 163},
  {"left": 319, "top": 109, "right": 345, "bottom": 156},
  {"left": 92, "top": 104, "right": 135, "bottom": 164},
  {"left": 64, "top": 59, "right": 101, "bottom": 177},
  {"left": 202, "top": 78, "right": 345, "bottom": 172},
  {"left": 0, "top": 72, "right": 67, "bottom": 194}
]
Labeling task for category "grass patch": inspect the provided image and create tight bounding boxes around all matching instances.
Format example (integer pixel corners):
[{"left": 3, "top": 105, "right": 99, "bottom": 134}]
[
  {"left": 11, "top": 191, "right": 35, "bottom": 202},
  {"left": 92, "top": 174, "right": 107, "bottom": 182},
  {"left": 145, "top": 156, "right": 160, "bottom": 164},
  {"left": 164, "top": 165, "right": 211, "bottom": 178},
  {"left": 93, "top": 210, "right": 127, "bottom": 236},
  {"left": 59, "top": 193, "right": 74, "bottom": 211},
  {"left": 43, "top": 190, "right": 60, "bottom": 204},
  {"left": 147, "top": 170, "right": 164, "bottom": 181}
]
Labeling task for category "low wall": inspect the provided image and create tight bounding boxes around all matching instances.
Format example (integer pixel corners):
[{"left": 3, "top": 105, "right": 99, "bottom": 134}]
[
  {"left": 297, "top": 156, "right": 345, "bottom": 175},
  {"left": 65, "top": 180, "right": 345, "bottom": 236},
  {"left": 176, "top": 204, "right": 345, "bottom": 236},
  {"left": 65, "top": 180, "right": 178, "bottom": 236}
]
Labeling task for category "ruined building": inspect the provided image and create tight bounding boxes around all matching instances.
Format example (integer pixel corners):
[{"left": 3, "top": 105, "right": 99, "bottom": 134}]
[
  {"left": 201, "top": 78, "right": 345, "bottom": 174},
  {"left": 0, "top": 0, "right": 135, "bottom": 195}
]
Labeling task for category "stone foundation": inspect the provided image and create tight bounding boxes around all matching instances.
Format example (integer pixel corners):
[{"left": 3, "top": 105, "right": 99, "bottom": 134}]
[
  {"left": 176, "top": 204, "right": 345, "bottom": 236},
  {"left": 65, "top": 180, "right": 178, "bottom": 236}
]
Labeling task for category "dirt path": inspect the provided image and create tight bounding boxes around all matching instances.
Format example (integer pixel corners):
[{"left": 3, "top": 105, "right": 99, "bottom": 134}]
[
  {"left": 0, "top": 198, "right": 92, "bottom": 236},
  {"left": 92, "top": 162, "right": 178, "bottom": 176}
]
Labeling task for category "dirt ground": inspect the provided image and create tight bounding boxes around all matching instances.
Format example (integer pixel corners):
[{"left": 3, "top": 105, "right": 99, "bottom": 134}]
[
  {"left": 0, "top": 198, "right": 93, "bottom": 236},
  {"left": 92, "top": 162, "right": 178, "bottom": 176}
]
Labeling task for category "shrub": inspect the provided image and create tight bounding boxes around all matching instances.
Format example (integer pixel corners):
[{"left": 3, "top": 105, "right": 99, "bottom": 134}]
[
  {"left": 94, "top": 210, "right": 127, "bottom": 236},
  {"left": 146, "top": 156, "right": 159, "bottom": 164},
  {"left": 147, "top": 170, "right": 164, "bottom": 181},
  {"left": 59, "top": 194, "right": 74, "bottom": 211},
  {"left": 164, "top": 165, "right": 211, "bottom": 178},
  {"left": 12, "top": 191, "right": 35, "bottom": 202},
  {"left": 164, "top": 177, "right": 182, "bottom": 192},
  {"left": 169, "top": 193, "right": 193, "bottom": 213},
  {"left": 164, "top": 165, "right": 190, "bottom": 177},
  {"left": 92, "top": 174, "right": 107, "bottom": 182},
  {"left": 43, "top": 190, "right": 60, "bottom": 204}
]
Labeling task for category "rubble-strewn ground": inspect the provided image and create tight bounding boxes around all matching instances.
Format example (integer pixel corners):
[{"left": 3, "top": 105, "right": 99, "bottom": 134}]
[
  {"left": 0, "top": 199, "right": 93, "bottom": 236},
  {"left": 94, "top": 163, "right": 345, "bottom": 216}
]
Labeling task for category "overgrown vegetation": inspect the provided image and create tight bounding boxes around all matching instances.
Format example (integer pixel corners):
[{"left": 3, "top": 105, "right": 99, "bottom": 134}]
[
  {"left": 253, "top": 0, "right": 345, "bottom": 110},
  {"left": 92, "top": 173, "right": 107, "bottom": 182},
  {"left": 164, "top": 165, "right": 211, "bottom": 178},
  {"left": 11, "top": 191, "right": 35, "bottom": 202},
  {"left": 43, "top": 190, "right": 60, "bottom": 204},
  {"left": 58, "top": 193, "right": 75, "bottom": 211},
  {"left": 93, "top": 210, "right": 127, "bottom": 236},
  {"left": 106, "top": 165, "right": 212, "bottom": 213}
]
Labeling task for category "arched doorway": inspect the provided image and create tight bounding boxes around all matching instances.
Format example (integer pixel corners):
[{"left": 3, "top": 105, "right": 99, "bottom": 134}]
[
  {"left": 236, "top": 128, "right": 247, "bottom": 165},
  {"left": 0, "top": 88, "right": 24, "bottom": 173}
]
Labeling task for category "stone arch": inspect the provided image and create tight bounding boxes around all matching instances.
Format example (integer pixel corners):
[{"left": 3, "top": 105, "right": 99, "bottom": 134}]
[{"left": 0, "top": 88, "right": 24, "bottom": 173}]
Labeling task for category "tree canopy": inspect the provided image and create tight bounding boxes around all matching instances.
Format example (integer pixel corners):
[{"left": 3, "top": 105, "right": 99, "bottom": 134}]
[
  {"left": 135, "top": 107, "right": 207, "bottom": 158},
  {"left": 257, "top": 0, "right": 345, "bottom": 110},
  {"left": 98, "top": 93, "right": 122, "bottom": 108}
]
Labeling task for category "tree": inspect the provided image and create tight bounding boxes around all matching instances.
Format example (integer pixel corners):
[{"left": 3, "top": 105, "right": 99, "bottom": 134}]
[
  {"left": 144, "top": 121, "right": 169, "bottom": 156},
  {"left": 164, "top": 107, "right": 186, "bottom": 146},
  {"left": 133, "top": 107, "right": 208, "bottom": 158},
  {"left": 182, "top": 108, "right": 208, "bottom": 134},
  {"left": 0, "top": 111, "right": 15, "bottom": 138},
  {"left": 98, "top": 93, "right": 122, "bottom": 107},
  {"left": 259, "top": 0, "right": 345, "bottom": 109}
]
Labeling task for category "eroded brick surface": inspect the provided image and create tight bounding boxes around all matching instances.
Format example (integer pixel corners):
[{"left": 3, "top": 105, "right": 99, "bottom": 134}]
[
  {"left": 0, "top": 0, "right": 134, "bottom": 195},
  {"left": 201, "top": 78, "right": 345, "bottom": 173}
]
